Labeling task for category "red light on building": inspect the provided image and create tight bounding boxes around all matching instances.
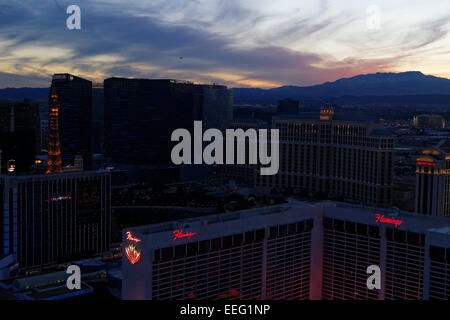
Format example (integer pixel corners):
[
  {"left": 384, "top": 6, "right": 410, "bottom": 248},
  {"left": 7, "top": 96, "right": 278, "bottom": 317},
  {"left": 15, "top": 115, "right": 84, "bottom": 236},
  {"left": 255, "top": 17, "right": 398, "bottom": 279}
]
[
  {"left": 417, "top": 161, "right": 436, "bottom": 166},
  {"left": 172, "top": 229, "right": 197, "bottom": 242},
  {"left": 218, "top": 288, "right": 241, "bottom": 299},
  {"left": 229, "top": 288, "right": 240, "bottom": 297}
]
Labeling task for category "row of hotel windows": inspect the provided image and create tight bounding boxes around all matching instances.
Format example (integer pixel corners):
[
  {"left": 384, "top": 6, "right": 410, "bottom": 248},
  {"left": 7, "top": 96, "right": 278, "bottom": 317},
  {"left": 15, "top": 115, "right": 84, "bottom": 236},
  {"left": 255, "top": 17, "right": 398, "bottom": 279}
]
[
  {"left": 278, "top": 135, "right": 393, "bottom": 149},
  {"left": 276, "top": 123, "right": 393, "bottom": 148},
  {"left": 429, "top": 246, "right": 450, "bottom": 299},
  {"left": 153, "top": 220, "right": 314, "bottom": 262},
  {"left": 151, "top": 221, "right": 313, "bottom": 300},
  {"left": 279, "top": 145, "right": 392, "bottom": 179},
  {"left": 322, "top": 220, "right": 381, "bottom": 300},
  {"left": 323, "top": 217, "right": 380, "bottom": 237},
  {"left": 323, "top": 217, "right": 426, "bottom": 246},
  {"left": 323, "top": 217, "right": 427, "bottom": 300},
  {"left": 276, "top": 123, "right": 369, "bottom": 136}
]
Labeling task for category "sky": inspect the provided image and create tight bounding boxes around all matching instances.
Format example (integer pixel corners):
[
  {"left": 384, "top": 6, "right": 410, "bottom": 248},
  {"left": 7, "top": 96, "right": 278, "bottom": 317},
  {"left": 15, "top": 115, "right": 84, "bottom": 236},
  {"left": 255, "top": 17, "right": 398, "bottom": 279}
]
[{"left": 0, "top": 0, "right": 450, "bottom": 88}]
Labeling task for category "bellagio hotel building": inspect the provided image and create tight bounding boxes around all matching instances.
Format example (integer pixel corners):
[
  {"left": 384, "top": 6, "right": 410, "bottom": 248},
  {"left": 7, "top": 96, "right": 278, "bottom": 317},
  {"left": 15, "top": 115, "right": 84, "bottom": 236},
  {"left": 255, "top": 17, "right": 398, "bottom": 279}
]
[{"left": 255, "top": 106, "right": 395, "bottom": 207}]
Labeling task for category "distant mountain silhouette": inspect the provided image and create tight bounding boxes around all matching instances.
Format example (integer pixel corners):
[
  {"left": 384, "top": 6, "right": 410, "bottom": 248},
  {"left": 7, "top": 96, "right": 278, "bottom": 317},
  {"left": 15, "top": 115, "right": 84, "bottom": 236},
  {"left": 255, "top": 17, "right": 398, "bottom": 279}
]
[
  {"left": 233, "top": 71, "right": 450, "bottom": 101},
  {"left": 2, "top": 72, "right": 450, "bottom": 103},
  {"left": 0, "top": 87, "right": 48, "bottom": 101}
]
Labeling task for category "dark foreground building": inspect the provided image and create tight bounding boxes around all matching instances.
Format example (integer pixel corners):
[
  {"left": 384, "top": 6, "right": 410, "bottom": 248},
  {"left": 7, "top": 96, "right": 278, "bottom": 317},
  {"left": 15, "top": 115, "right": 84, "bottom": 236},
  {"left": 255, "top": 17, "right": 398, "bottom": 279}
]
[
  {"left": 194, "top": 84, "right": 233, "bottom": 131},
  {"left": 104, "top": 78, "right": 196, "bottom": 165},
  {"left": 104, "top": 78, "right": 233, "bottom": 167},
  {"left": 0, "top": 171, "right": 111, "bottom": 270},
  {"left": 0, "top": 100, "right": 40, "bottom": 174},
  {"left": 50, "top": 74, "right": 93, "bottom": 170}
]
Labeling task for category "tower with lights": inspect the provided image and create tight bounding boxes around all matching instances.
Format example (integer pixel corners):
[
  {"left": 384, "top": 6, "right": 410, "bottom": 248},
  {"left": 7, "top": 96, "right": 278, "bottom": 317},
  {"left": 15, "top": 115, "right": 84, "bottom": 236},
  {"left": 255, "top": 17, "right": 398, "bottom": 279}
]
[{"left": 46, "top": 87, "right": 63, "bottom": 174}]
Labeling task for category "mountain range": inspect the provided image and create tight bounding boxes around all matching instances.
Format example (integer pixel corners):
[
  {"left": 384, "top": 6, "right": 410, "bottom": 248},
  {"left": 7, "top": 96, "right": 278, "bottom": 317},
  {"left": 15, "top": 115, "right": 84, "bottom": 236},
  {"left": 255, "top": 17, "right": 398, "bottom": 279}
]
[
  {"left": 0, "top": 87, "right": 48, "bottom": 101},
  {"left": 1, "top": 71, "right": 450, "bottom": 103},
  {"left": 233, "top": 71, "right": 450, "bottom": 102}
]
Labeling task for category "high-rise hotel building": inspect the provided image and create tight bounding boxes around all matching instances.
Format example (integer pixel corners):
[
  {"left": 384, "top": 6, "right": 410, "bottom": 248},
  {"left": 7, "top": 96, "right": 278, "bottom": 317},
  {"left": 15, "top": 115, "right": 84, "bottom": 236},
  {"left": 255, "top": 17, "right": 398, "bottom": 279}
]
[
  {"left": 416, "top": 140, "right": 450, "bottom": 218},
  {"left": 123, "top": 203, "right": 319, "bottom": 300},
  {"left": 0, "top": 171, "right": 111, "bottom": 270},
  {"left": 122, "top": 201, "right": 450, "bottom": 300},
  {"left": 50, "top": 74, "right": 93, "bottom": 170},
  {"left": 104, "top": 78, "right": 233, "bottom": 166},
  {"left": 256, "top": 106, "right": 395, "bottom": 207}
]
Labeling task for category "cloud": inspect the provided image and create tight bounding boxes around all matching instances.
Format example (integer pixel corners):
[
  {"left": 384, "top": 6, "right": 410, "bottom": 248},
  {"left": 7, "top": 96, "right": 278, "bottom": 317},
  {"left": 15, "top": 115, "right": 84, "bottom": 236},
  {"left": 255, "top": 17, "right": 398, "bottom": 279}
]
[
  {"left": 401, "top": 16, "right": 450, "bottom": 51},
  {"left": 0, "top": 71, "right": 49, "bottom": 88},
  {"left": 0, "top": 0, "right": 449, "bottom": 88}
]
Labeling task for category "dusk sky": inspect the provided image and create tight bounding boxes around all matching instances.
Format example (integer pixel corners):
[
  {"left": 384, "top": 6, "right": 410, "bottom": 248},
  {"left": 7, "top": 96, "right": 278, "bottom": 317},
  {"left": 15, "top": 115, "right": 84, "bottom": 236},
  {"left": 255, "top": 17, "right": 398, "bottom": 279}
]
[{"left": 1, "top": 0, "right": 450, "bottom": 88}]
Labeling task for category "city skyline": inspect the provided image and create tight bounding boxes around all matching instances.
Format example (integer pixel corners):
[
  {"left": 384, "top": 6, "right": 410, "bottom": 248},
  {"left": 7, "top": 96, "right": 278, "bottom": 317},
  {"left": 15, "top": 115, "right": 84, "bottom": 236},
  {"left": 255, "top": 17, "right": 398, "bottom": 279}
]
[
  {"left": 1, "top": 0, "right": 450, "bottom": 88},
  {"left": 2, "top": 0, "right": 450, "bottom": 304}
]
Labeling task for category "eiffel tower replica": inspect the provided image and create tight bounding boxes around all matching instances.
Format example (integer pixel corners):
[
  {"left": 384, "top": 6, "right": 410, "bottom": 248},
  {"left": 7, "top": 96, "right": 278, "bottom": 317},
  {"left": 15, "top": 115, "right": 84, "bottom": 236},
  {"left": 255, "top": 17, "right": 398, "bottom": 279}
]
[{"left": 46, "top": 86, "right": 63, "bottom": 174}]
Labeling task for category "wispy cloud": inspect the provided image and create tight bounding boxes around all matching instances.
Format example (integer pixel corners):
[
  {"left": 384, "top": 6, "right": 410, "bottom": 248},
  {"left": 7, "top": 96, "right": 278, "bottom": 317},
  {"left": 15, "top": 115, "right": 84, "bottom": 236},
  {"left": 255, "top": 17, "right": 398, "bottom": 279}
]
[{"left": 0, "top": 0, "right": 449, "bottom": 88}]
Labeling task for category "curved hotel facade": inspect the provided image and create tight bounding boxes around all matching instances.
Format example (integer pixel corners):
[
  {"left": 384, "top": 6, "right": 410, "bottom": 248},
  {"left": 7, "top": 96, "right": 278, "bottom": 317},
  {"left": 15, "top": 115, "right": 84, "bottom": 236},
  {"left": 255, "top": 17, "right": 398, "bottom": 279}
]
[{"left": 255, "top": 107, "right": 395, "bottom": 207}]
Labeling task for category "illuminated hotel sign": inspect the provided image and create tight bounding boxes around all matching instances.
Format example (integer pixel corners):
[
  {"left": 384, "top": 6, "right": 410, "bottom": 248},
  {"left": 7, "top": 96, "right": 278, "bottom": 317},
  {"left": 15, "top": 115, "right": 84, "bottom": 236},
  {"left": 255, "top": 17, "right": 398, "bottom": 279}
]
[
  {"left": 375, "top": 214, "right": 404, "bottom": 228},
  {"left": 126, "top": 231, "right": 141, "bottom": 243},
  {"left": 125, "top": 245, "right": 141, "bottom": 265},
  {"left": 125, "top": 231, "right": 142, "bottom": 265},
  {"left": 173, "top": 229, "right": 197, "bottom": 242}
]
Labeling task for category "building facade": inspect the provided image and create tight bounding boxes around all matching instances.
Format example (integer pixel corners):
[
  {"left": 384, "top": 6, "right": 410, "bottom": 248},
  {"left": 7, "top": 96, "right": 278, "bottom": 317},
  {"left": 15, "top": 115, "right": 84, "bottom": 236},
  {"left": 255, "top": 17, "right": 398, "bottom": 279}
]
[
  {"left": 122, "top": 201, "right": 450, "bottom": 300},
  {"left": 104, "top": 78, "right": 200, "bottom": 166},
  {"left": 415, "top": 140, "right": 450, "bottom": 217},
  {"left": 0, "top": 100, "right": 40, "bottom": 174},
  {"left": 413, "top": 114, "right": 445, "bottom": 130},
  {"left": 122, "top": 203, "right": 319, "bottom": 300},
  {"left": 104, "top": 78, "right": 232, "bottom": 168},
  {"left": 194, "top": 84, "right": 233, "bottom": 131},
  {"left": 50, "top": 74, "right": 93, "bottom": 170},
  {"left": 256, "top": 106, "right": 395, "bottom": 207},
  {"left": 0, "top": 171, "right": 111, "bottom": 270},
  {"left": 92, "top": 83, "right": 105, "bottom": 155}
]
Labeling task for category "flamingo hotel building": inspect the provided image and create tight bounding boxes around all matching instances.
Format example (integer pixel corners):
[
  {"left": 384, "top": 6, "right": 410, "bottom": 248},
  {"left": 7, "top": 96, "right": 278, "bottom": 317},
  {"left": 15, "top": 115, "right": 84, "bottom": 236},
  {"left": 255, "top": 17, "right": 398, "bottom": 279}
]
[{"left": 122, "top": 201, "right": 450, "bottom": 300}]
